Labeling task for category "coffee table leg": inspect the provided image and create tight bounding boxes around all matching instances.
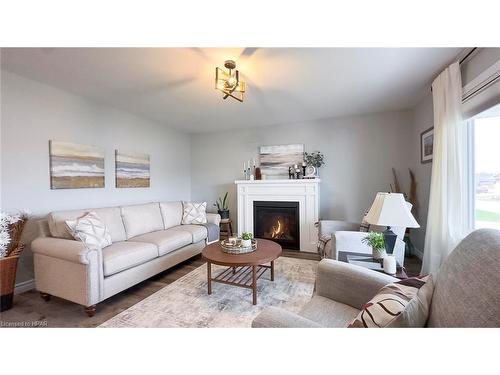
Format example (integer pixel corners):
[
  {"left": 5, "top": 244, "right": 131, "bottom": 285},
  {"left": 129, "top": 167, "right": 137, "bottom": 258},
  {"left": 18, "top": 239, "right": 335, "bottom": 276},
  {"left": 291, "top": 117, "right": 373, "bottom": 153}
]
[
  {"left": 252, "top": 265, "right": 257, "bottom": 305},
  {"left": 207, "top": 261, "right": 212, "bottom": 295},
  {"left": 271, "top": 260, "right": 275, "bottom": 281}
]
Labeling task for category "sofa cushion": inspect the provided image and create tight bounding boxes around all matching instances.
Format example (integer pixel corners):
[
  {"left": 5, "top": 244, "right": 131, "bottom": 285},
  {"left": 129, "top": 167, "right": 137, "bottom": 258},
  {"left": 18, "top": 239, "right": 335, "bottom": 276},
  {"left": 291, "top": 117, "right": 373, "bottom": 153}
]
[
  {"left": 121, "top": 203, "right": 164, "bottom": 239},
  {"left": 48, "top": 207, "right": 127, "bottom": 242},
  {"left": 160, "top": 202, "right": 183, "bottom": 229},
  {"left": 131, "top": 229, "right": 192, "bottom": 256},
  {"left": 102, "top": 241, "right": 158, "bottom": 277},
  {"left": 300, "top": 296, "right": 360, "bottom": 328},
  {"left": 170, "top": 224, "right": 207, "bottom": 243}
]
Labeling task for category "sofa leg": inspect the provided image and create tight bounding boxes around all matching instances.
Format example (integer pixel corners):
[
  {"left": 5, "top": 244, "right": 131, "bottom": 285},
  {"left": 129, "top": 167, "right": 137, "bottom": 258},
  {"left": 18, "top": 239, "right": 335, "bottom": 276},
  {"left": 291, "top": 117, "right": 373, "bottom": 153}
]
[
  {"left": 84, "top": 305, "right": 96, "bottom": 317},
  {"left": 40, "top": 292, "right": 51, "bottom": 302}
]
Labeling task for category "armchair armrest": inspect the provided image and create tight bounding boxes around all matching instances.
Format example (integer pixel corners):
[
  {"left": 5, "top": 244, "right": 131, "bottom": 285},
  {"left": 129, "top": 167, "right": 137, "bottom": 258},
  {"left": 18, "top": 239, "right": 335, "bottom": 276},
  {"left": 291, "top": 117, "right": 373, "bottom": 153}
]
[
  {"left": 206, "top": 213, "right": 221, "bottom": 226},
  {"left": 316, "top": 259, "right": 398, "bottom": 310},
  {"left": 252, "top": 307, "right": 322, "bottom": 328},
  {"left": 31, "top": 237, "right": 98, "bottom": 264},
  {"left": 318, "top": 220, "right": 360, "bottom": 236}
]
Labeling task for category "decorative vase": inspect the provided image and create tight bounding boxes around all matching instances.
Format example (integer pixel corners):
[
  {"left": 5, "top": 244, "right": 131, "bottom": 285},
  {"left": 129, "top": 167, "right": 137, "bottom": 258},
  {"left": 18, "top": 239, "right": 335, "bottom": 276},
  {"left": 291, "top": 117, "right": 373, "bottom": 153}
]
[
  {"left": 372, "top": 247, "right": 386, "bottom": 260},
  {"left": 0, "top": 255, "right": 20, "bottom": 312},
  {"left": 218, "top": 210, "right": 230, "bottom": 220},
  {"left": 241, "top": 239, "right": 252, "bottom": 248}
]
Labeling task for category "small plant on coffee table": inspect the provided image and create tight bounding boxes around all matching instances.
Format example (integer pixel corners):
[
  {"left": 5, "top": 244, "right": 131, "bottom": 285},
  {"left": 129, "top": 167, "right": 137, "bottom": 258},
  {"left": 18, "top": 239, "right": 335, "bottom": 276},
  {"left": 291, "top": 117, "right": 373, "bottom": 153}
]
[{"left": 241, "top": 232, "right": 253, "bottom": 240}]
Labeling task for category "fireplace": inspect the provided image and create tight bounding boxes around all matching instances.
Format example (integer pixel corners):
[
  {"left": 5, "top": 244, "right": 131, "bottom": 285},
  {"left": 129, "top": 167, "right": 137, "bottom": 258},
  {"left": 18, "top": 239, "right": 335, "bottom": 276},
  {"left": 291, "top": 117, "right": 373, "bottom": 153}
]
[{"left": 253, "top": 201, "right": 300, "bottom": 250}]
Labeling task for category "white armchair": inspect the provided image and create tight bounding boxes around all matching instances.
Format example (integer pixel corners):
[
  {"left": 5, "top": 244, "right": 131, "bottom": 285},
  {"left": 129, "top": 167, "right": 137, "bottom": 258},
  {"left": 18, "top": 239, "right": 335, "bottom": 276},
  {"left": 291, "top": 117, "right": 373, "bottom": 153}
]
[{"left": 318, "top": 219, "right": 406, "bottom": 267}]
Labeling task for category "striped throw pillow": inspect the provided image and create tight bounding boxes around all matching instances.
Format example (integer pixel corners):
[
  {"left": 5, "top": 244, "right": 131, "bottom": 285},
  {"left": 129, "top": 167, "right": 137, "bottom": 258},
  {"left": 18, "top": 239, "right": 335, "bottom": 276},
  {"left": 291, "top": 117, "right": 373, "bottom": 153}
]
[{"left": 348, "top": 275, "right": 432, "bottom": 328}]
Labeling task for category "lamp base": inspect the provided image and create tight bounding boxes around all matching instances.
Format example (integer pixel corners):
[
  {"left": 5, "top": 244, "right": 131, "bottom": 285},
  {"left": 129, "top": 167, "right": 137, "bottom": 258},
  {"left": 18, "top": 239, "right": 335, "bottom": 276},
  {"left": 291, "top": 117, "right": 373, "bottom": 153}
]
[{"left": 383, "top": 227, "right": 397, "bottom": 255}]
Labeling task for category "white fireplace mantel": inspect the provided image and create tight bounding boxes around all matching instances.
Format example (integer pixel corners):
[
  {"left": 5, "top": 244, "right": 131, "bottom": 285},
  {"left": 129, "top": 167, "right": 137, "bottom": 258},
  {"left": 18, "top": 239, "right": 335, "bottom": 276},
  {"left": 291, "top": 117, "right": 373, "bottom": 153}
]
[{"left": 235, "top": 179, "right": 320, "bottom": 252}]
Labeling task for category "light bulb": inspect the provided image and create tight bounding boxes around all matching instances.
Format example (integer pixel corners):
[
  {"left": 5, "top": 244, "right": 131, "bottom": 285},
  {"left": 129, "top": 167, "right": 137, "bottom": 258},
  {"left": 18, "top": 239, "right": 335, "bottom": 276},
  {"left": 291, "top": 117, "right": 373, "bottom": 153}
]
[{"left": 227, "top": 76, "right": 236, "bottom": 87}]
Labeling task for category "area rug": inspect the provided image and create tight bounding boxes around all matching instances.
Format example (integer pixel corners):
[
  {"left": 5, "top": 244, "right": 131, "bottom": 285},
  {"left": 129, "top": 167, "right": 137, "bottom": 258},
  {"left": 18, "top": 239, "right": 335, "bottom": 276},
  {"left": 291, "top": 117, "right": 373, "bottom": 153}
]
[{"left": 100, "top": 257, "right": 317, "bottom": 328}]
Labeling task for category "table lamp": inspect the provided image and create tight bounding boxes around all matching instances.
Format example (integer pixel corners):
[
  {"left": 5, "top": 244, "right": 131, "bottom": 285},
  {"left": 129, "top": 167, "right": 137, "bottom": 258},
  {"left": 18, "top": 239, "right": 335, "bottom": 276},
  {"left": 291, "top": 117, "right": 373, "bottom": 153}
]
[{"left": 364, "top": 192, "right": 420, "bottom": 254}]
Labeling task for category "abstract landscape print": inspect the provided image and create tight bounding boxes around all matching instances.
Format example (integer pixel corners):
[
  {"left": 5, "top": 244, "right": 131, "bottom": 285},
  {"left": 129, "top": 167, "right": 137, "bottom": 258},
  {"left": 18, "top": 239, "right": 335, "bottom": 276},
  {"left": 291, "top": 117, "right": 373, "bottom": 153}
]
[
  {"left": 49, "top": 140, "right": 105, "bottom": 189},
  {"left": 259, "top": 144, "right": 304, "bottom": 179},
  {"left": 115, "top": 150, "right": 150, "bottom": 188}
]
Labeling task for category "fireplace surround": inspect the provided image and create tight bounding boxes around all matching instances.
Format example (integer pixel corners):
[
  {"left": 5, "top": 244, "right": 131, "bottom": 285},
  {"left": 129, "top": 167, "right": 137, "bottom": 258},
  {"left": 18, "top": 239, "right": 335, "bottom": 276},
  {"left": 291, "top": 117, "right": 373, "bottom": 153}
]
[{"left": 235, "top": 179, "right": 320, "bottom": 252}]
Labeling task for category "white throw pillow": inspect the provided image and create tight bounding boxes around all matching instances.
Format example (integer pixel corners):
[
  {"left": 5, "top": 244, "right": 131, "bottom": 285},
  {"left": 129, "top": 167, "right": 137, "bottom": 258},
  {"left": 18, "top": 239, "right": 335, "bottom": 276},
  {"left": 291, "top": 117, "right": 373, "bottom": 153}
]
[
  {"left": 181, "top": 202, "right": 207, "bottom": 224},
  {"left": 66, "top": 211, "right": 112, "bottom": 249}
]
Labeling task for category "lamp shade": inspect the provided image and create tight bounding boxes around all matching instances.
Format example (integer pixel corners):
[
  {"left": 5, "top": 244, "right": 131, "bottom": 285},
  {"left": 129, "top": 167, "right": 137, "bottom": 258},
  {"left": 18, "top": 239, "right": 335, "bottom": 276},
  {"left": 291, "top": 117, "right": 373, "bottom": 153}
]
[{"left": 365, "top": 192, "right": 420, "bottom": 228}]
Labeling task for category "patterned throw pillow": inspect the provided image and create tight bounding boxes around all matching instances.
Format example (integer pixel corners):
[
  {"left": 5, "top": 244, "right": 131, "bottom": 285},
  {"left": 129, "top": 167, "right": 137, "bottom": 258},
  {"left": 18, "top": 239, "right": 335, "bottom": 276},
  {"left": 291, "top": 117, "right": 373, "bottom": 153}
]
[
  {"left": 181, "top": 202, "right": 207, "bottom": 224},
  {"left": 348, "top": 275, "right": 433, "bottom": 328},
  {"left": 66, "top": 211, "right": 112, "bottom": 250}
]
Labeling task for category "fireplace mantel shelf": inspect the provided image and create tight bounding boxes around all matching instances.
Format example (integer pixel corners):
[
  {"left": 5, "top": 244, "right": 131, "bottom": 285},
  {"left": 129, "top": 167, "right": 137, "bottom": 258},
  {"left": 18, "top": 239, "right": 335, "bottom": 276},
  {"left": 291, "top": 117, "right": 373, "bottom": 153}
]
[{"left": 235, "top": 179, "right": 320, "bottom": 184}]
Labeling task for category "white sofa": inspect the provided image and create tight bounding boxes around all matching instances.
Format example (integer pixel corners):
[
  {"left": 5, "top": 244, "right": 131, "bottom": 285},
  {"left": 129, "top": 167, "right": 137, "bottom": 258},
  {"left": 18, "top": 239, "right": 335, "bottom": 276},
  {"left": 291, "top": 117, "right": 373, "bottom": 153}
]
[{"left": 31, "top": 202, "right": 220, "bottom": 316}]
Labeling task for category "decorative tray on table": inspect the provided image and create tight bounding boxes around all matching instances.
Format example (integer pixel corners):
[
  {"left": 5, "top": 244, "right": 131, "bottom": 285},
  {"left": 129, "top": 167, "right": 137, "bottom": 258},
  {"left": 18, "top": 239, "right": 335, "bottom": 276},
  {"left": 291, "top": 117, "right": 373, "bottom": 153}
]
[{"left": 220, "top": 238, "right": 257, "bottom": 254}]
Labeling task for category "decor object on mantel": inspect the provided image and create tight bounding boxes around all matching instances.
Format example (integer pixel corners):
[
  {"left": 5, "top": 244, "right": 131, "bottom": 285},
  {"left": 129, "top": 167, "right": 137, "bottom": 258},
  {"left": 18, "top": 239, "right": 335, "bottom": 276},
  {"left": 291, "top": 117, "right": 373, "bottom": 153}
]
[
  {"left": 214, "top": 192, "right": 229, "bottom": 220},
  {"left": 215, "top": 60, "right": 245, "bottom": 102},
  {"left": 361, "top": 231, "right": 386, "bottom": 259},
  {"left": 0, "top": 211, "right": 29, "bottom": 312},
  {"left": 304, "top": 151, "right": 325, "bottom": 178},
  {"left": 364, "top": 192, "right": 420, "bottom": 255},
  {"left": 259, "top": 144, "right": 304, "bottom": 179}
]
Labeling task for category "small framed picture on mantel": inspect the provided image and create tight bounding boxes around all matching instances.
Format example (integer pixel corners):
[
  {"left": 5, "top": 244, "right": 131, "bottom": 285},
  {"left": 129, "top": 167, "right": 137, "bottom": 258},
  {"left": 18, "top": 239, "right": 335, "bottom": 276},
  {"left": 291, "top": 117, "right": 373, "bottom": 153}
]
[{"left": 420, "top": 126, "right": 434, "bottom": 164}]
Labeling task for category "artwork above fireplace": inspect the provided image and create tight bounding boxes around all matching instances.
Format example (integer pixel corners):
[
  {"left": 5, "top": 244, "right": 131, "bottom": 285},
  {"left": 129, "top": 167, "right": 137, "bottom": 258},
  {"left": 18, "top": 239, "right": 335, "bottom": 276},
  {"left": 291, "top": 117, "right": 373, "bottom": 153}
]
[{"left": 253, "top": 201, "right": 300, "bottom": 250}]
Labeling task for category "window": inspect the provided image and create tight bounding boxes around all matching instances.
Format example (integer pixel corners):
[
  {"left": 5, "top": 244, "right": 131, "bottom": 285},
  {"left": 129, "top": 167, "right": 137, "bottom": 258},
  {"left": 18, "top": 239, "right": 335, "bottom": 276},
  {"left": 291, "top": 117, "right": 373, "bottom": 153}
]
[{"left": 470, "top": 103, "right": 500, "bottom": 230}]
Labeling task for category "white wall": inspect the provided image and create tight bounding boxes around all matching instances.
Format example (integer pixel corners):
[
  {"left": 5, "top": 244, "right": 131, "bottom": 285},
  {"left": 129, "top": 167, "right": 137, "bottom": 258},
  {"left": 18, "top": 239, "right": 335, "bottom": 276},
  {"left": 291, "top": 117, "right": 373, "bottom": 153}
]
[
  {"left": 191, "top": 111, "right": 414, "bottom": 230},
  {"left": 1, "top": 71, "right": 192, "bottom": 283}
]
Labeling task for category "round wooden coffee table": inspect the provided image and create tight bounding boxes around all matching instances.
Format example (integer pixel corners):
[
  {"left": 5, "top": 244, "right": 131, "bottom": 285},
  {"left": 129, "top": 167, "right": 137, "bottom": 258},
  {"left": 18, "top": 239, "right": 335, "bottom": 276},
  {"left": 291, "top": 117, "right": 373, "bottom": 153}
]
[{"left": 202, "top": 239, "right": 282, "bottom": 305}]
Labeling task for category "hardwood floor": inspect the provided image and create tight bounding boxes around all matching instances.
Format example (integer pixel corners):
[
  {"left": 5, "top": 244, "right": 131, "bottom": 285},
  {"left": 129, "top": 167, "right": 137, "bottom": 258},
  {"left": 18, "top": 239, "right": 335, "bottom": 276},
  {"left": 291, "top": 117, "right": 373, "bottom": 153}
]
[{"left": 0, "top": 250, "right": 420, "bottom": 328}]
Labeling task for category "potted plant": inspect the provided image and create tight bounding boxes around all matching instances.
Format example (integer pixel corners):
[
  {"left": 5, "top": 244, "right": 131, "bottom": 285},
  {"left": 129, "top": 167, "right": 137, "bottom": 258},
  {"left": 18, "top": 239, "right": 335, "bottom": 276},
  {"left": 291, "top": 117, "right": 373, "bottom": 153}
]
[
  {"left": 304, "top": 151, "right": 325, "bottom": 177},
  {"left": 214, "top": 192, "right": 229, "bottom": 220},
  {"left": 1, "top": 211, "right": 29, "bottom": 312},
  {"left": 241, "top": 232, "right": 253, "bottom": 248},
  {"left": 361, "top": 232, "right": 387, "bottom": 259}
]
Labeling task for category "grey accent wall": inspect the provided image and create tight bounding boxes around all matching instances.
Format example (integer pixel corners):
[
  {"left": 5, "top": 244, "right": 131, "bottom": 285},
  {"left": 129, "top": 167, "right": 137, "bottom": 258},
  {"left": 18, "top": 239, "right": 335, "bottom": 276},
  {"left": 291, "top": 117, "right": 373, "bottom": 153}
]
[
  {"left": 190, "top": 111, "right": 414, "bottom": 231},
  {"left": 1, "top": 71, "right": 192, "bottom": 283}
]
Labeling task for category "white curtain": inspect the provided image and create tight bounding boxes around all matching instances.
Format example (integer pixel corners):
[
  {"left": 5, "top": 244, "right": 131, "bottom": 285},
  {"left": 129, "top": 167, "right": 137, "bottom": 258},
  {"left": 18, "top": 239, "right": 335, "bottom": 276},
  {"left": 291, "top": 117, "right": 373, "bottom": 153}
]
[{"left": 422, "top": 62, "right": 470, "bottom": 275}]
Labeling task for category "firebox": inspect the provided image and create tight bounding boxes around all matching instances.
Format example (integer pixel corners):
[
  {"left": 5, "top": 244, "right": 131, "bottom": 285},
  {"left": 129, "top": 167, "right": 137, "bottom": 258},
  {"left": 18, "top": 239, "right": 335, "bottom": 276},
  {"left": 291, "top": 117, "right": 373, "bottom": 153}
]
[{"left": 253, "top": 201, "right": 300, "bottom": 250}]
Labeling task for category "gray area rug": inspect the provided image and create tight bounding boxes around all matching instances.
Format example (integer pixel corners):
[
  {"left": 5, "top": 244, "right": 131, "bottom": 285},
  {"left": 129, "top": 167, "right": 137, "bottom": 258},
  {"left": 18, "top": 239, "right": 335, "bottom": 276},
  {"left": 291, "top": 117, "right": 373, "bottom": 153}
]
[{"left": 100, "top": 257, "right": 317, "bottom": 328}]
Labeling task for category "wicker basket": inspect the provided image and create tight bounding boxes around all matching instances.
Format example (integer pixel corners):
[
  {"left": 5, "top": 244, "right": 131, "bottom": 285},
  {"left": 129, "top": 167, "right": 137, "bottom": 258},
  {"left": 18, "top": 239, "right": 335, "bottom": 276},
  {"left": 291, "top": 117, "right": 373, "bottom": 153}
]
[{"left": 0, "top": 254, "right": 20, "bottom": 312}]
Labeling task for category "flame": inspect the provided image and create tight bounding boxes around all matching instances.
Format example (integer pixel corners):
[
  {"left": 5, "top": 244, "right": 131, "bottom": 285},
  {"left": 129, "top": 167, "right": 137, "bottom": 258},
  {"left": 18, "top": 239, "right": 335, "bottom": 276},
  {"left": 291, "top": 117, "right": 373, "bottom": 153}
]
[{"left": 271, "top": 220, "right": 282, "bottom": 238}]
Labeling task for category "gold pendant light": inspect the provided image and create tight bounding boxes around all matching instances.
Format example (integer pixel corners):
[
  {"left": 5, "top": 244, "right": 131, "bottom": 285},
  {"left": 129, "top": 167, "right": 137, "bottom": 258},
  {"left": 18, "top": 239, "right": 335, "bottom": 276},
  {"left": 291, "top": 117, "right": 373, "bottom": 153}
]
[{"left": 215, "top": 60, "right": 245, "bottom": 102}]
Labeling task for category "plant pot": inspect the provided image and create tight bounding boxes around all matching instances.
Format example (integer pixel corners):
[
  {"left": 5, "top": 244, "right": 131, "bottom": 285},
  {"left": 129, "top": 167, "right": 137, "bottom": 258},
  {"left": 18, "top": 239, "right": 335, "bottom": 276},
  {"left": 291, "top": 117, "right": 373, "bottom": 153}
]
[
  {"left": 241, "top": 239, "right": 252, "bottom": 248},
  {"left": 0, "top": 255, "right": 20, "bottom": 312},
  {"left": 372, "top": 247, "right": 387, "bottom": 260},
  {"left": 218, "top": 210, "right": 230, "bottom": 220}
]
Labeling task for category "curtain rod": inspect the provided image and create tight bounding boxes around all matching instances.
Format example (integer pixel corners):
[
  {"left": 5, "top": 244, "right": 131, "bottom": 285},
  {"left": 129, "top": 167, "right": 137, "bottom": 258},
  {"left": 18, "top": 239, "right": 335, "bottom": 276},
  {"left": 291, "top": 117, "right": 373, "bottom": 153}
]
[
  {"left": 459, "top": 48, "right": 477, "bottom": 65},
  {"left": 431, "top": 48, "right": 477, "bottom": 92}
]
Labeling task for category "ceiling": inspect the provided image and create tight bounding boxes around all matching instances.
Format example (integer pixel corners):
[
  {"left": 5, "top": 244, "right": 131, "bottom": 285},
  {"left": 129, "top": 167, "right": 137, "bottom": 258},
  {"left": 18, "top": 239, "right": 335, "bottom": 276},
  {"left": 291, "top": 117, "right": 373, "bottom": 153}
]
[{"left": 1, "top": 48, "right": 462, "bottom": 133}]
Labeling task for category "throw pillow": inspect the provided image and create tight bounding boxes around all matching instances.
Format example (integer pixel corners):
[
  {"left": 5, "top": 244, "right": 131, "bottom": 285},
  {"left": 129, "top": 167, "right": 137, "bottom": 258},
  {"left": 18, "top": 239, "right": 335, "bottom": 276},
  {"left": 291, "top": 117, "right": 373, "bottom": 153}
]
[
  {"left": 181, "top": 202, "right": 207, "bottom": 224},
  {"left": 66, "top": 211, "right": 112, "bottom": 250},
  {"left": 348, "top": 275, "right": 432, "bottom": 328}
]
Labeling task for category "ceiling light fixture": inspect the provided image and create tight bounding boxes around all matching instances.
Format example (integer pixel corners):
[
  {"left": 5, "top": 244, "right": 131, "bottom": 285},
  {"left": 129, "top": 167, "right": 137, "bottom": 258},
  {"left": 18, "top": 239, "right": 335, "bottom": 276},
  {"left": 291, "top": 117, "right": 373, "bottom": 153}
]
[{"left": 215, "top": 60, "right": 245, "bottom": 102}]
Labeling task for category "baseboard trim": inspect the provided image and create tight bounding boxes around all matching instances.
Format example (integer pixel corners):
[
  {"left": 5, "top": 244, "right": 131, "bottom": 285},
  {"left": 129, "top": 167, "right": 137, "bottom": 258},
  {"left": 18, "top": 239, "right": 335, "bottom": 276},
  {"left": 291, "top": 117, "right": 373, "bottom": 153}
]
[{"left": 14, "top": 279, "right": 36, "bottom": 295}]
